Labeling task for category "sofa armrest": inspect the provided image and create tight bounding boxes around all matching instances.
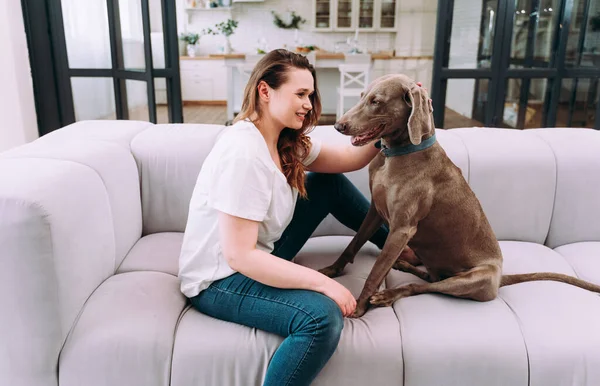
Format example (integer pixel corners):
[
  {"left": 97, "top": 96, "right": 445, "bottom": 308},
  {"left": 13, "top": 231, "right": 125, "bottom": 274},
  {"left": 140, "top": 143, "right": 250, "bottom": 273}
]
[{"left": 0, "top": 140, "right": 142, "bottom": 385}]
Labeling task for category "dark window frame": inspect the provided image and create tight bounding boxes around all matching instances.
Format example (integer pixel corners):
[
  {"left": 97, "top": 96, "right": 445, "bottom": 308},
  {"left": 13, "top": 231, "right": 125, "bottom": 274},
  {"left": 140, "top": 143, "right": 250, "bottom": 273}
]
[
  {"left": 21, "top": 0, "right": 183, "bottom": 136},
  {"left": 431, "top": 0, "right": 600, "bottom": 130}
]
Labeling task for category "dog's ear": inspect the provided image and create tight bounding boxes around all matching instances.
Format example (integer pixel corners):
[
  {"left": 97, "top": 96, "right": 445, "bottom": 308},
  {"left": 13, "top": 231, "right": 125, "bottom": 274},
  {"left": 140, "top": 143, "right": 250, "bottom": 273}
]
[{"left": 406, "top": 86, "right": 434, "bottom": 145}]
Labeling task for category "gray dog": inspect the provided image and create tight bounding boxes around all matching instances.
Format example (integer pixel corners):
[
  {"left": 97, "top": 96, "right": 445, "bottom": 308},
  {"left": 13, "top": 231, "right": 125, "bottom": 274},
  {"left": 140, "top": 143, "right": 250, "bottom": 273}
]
[{"left": 318, "top": 74, "right": 600, "bottom": 318}]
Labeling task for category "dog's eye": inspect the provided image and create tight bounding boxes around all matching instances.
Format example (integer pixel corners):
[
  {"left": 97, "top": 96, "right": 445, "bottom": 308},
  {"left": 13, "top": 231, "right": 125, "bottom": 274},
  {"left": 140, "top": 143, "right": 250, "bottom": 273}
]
[{"left": 371, "top": 99, "right": 380, "bottom": 105}]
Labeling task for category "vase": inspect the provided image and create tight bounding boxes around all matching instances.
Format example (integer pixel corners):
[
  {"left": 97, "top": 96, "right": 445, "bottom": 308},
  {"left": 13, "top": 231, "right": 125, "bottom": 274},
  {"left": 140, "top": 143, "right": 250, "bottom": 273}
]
[
  {"left": 186, "top": 43, "right": 196, "bottom": 57},
  {"left": 224, "top": 36, "right": 233, "bottom": 54}
]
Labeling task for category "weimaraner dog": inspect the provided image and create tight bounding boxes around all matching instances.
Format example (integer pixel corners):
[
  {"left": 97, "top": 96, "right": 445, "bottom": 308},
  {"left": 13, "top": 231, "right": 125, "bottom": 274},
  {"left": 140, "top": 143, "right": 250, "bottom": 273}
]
[{"left": 319, "top": 74, "right": 600, "bottom": 318}]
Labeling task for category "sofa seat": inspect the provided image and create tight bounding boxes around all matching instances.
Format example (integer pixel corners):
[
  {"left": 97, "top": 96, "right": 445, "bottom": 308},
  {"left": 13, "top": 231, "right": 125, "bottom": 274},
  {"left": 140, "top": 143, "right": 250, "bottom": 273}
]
[
  {"left": 58, "top": 271, "right": 187, "bottom": 386},
  {"left": 554, "top": 242, "right": 600, "bottom": 286},
  {"left": 387, "top": 240, "right": 600, "bottom": 386},
  {"left": 4, "top": 122, "right": 600, "bottom": 386},
  {"left": 61, "top": 231, "right": 600, "bottom": 386},
  {"left": 134, "top": 235, "right": 404, "bottom": 385}
]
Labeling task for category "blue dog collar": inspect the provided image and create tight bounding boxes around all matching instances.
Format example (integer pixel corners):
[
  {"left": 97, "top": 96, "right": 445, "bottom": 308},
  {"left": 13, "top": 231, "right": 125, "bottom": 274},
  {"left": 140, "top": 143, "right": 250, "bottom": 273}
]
[{"left": 374, "top": 134, "right": 437, "bottom": 157}]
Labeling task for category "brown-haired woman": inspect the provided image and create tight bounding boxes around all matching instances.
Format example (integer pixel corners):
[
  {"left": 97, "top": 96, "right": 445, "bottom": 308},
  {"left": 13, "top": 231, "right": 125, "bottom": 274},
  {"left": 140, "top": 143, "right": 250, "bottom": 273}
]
[{"left": 179, "top": 49, "right": 388, "bottom": 385}]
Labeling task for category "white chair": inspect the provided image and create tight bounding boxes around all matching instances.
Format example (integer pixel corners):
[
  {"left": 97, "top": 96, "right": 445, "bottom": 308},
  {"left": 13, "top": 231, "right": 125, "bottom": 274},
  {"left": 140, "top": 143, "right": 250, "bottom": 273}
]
[
  {"left": 337, "top": 59, "right": 371, "bottom": 119},
  {"left": 343, "top": 53, "right": 372, "bottom": 64}
]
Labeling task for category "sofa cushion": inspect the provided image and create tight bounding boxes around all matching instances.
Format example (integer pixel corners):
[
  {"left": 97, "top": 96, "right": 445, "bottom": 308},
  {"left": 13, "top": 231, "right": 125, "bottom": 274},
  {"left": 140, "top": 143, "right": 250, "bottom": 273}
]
[
  {"left": 59, "top": 271, "right": 187, "bottom": 386},
  {"left": 451, "top": 128, "right": 556, "bottom": 244},
  {"left": 306, "top": 127, "right": 470, "bottom": 238},
  {"left": 130, "top": 124, "right": 226, "bottom": 235},
  {"left": 385, "top": 241, "right": 533, "bottom": 386},
  {"left": 171, "top": 308, "right": 283, "bottom": 386},
  {"left": 33, "top": 119, "right": 152, "bottom": 150},
  {"left": 0, "top": 158, "right": 119, "bottom": 384},
  {"left": 307, "top": 126, "right": 559, "bottom": 244},
  {"left": 171, "top": 236, "right": 403, "bottom": 386},
  {"left": 499, "top": 261, "right": 600, "bottom": 386},
  {"left": 385, "top": 240, "right": 600, "bottom": 386},
  {"left": 1, "top": 139, "right": 143, "bottom": 269},
  {"left": 499, "top": 240, "right": 577, "bottom": 276},
  {"left": 554, "top": 242, "right": 600, "bottom": 286},
  {"left": 524, "top": 129, "right": 600, "bottom": 248},
  {"left": 117, "top": 232, "right": 183, "bottom": 276}
]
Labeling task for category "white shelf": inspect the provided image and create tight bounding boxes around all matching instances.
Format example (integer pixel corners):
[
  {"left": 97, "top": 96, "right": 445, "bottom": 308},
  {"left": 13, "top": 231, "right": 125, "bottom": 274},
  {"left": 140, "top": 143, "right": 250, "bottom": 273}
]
[
  {"left": 184, "top": 7, "right": 232, "bottom": 23},
  {"left": 184, "top": 7, "right": 232, "bottom": 11}
]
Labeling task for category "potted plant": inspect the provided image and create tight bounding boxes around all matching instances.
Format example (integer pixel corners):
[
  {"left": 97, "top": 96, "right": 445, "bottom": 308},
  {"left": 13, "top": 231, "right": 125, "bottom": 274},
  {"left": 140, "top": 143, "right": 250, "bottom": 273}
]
[
  {"left": 179, "top": 32, "right": 200, "bottom": 57},
  {"left": 212, "top": 19, "right": 239, "bottom": 54}
]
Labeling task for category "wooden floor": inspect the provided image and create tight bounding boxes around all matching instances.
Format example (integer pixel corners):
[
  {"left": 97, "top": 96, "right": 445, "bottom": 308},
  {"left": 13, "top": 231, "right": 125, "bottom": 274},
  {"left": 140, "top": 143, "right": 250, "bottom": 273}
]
[
  {"left": 444, "top": 108, "right": 484, "bottom": 128},
  {"left": 145, "top": 105, "right": 477, "bottom": 127},
  {"left": 145, "top": 105, "right": 337, "bottom": 126},
  {"left": 115, "top": 104, "right": 478, "bottom": 128}
]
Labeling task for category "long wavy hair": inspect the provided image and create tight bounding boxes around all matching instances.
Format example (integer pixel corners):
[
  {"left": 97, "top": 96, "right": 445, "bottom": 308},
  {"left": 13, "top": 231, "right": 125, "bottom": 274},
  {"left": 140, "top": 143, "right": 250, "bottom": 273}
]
[{"left": 233, "top": 49, "right": 322, "bottom": 197}]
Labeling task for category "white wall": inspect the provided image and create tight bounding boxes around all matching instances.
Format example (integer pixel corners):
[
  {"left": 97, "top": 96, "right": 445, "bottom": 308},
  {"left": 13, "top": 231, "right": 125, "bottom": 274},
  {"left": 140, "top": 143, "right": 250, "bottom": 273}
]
[
  {"left": 0, "top": 1, "right": 38, "bottom": 152},
  {"left": 395, "top": 0, "right": 438, "bottom": 56}
]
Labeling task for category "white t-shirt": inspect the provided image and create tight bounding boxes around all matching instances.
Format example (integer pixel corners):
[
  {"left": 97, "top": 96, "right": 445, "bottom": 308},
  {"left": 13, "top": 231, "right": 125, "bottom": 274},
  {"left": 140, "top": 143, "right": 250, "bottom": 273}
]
[{"left": 179, "top": 120, "right": 322, "bottom": 298}]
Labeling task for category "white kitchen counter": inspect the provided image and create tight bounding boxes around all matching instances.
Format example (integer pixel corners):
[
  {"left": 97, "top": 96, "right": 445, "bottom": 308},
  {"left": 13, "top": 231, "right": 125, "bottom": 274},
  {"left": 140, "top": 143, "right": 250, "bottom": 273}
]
[{"left": 179, "top": 54, "right": 433, "bottom": 120}]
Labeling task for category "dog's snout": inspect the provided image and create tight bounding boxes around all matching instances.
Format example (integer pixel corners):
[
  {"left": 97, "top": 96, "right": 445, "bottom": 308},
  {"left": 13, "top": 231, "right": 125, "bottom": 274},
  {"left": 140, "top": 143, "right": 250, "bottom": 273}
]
[{"left": 334, "top": 122, "right": 347, "bottom": 134}]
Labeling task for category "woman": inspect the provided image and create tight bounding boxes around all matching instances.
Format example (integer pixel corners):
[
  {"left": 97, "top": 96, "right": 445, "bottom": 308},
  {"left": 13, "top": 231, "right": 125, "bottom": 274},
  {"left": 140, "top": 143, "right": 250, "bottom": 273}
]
[{"left": 178, "top": 49, "right": 389, "bottom": 386}]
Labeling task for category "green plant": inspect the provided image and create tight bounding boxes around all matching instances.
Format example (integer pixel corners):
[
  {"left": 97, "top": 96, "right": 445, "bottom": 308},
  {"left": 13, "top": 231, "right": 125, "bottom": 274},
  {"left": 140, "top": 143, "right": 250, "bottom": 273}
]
[
  {"left": 201, "top": 27, "right": 218, "bottom": 36},
  {"left": 179, "top": 32, "right": 200, "bottom": 45},
  {"left": 271, "top": 10, "right": 306, "bottom": 29},
  {"left": 213, "top": 19, "right": 239, "bottom": 37}
]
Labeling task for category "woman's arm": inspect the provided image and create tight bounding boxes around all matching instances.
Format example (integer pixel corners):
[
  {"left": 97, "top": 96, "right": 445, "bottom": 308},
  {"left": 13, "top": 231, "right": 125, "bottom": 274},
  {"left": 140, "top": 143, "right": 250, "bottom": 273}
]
[
  {"left": 218, "top": 211, "right": 356, "bottom": 316},
  {"left": 307, "top": 141, "right": 379, "bottom": 174},
  {"left": 307, "top": 82, "right": 428, "bottom": 174}
]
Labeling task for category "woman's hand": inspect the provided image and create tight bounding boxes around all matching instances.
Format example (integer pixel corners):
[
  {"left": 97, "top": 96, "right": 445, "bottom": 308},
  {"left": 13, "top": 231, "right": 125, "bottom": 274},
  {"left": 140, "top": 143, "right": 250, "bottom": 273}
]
[
  {"left": 318, "top": 278, "right": 357, "bottom": 317},
  {"left": 218, "top": 211, "right": 357, "bottom": 315},
  {"left": 416, "top": 82, "right": 433, "bottom": 103}
]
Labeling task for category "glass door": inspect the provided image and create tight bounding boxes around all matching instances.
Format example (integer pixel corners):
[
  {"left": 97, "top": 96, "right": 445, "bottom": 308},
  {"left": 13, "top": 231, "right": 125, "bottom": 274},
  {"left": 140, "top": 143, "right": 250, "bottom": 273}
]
[
  {"left": 432, "top": 0, "right": 600, "bottom": 130},
  {"left": 23, "top": 0, "right": 183, "bottom": 135}
]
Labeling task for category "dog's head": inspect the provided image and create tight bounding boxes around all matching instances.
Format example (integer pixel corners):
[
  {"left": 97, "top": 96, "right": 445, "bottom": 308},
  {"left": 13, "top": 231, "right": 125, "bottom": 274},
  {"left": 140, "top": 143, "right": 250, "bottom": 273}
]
[{"left": 335, "top": 74, "right": 434, "bottom": 146}]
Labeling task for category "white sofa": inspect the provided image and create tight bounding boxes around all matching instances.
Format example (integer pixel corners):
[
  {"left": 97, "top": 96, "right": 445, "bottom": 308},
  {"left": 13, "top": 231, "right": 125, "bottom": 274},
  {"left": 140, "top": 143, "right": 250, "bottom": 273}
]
[{"left": 1, "top": 120, "right": 599, "bottom": 386}]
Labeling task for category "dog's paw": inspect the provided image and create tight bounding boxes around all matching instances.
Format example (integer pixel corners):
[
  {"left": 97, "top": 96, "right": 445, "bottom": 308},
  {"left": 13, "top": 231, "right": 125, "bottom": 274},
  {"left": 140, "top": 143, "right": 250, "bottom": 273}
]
[
  {"left": 370, "top": 286, "right": 414, "bottom": 306},
  {"left": 349, "top": 305, "right": 368, "bottom": 318},
  {"left": 318, "top": 265, "right": 343, "bottom": 278},
  {"left": 369, "top": 291, "right": 396, "bottom": 307}
]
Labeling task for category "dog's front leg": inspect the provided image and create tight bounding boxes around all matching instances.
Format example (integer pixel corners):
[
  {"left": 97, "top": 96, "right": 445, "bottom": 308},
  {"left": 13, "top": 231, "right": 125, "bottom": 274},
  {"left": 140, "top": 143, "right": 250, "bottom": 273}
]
[
  {"left": 352, "top": 230, "right": 413, "bottom": 318},
  {"left": 319, "top": 201, "right": 383, "bottom": 278}
]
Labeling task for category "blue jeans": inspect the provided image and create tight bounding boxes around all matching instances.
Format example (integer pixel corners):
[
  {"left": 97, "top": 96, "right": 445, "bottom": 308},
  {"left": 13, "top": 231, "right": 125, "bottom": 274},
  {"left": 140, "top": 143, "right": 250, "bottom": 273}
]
[{"left": 189, "top": 172, "right": 389, "bottom": 386}]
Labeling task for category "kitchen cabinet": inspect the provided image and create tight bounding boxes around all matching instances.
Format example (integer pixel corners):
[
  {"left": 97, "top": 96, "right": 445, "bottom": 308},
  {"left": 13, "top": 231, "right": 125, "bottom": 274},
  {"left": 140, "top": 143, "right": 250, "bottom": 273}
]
[
  {"left": 180, "top": 59, "right": 227, "bottom": 101},
  {"left": 312, "top": 0, "right": 398, "bottom": 32}
]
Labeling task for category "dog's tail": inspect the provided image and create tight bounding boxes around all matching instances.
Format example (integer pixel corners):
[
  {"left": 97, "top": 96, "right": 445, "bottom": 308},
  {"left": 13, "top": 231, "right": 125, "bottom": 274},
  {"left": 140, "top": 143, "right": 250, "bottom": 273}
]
[{"left": 500, "top": 273, "right": 600, "bottom": 293}]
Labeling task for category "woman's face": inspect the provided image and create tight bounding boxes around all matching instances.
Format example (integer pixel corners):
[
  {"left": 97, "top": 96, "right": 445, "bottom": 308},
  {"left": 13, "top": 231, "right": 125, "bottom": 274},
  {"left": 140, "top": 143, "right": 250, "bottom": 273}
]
[{"left": 267, "top": 68, "right": 314, "bottom": 130}]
